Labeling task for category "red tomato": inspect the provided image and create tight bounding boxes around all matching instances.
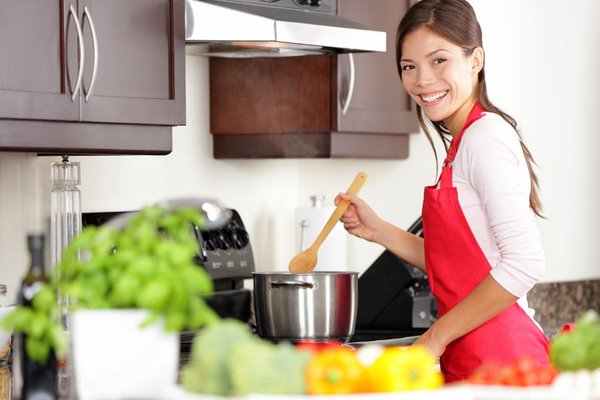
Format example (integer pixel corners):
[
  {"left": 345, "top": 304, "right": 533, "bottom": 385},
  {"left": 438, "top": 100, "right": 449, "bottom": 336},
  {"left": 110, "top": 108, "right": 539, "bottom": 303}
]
[
  {"left": 561, "top": 323, "right": 576, "bottom": 333},
  {"left": 468, "top": 363, "right": 503, "bottom": 385},
  {"left": 468, "top": 355, "right": 558, "bottom": 387},
  {"left": 295, "top": 340, "right": 343, "bottom": 353},
  {"left": 536, "top": 365, "right": 559, "bottom": 385},
  {"left": 514, "top": 355, "right": 537, "bottom": 375},
  {"left": 497, "top": 366, "right": 522, "bottom": 386}
]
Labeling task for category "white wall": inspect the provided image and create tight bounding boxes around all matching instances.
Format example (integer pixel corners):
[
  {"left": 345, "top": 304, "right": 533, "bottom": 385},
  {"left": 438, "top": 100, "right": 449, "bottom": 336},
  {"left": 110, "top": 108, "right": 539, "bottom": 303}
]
[
  {"left": 1, "top": 0, "right": 599, "bottom": 302},
  {"left": 471, "top": 0, "right": 600, "bottom": 282}
]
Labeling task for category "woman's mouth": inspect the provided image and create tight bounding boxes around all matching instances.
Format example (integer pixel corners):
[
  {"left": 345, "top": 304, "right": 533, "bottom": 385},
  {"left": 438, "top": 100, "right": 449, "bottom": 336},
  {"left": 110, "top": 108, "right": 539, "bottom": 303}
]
[{"left": 420, "top": 90, "right": 448, "bottom": 103}]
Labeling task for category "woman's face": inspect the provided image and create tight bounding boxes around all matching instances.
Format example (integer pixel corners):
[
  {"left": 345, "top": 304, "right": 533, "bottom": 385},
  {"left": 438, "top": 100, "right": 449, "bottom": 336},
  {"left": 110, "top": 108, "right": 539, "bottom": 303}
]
[{"left": 399, "top": 26, "right": 483, "bottom": 136}]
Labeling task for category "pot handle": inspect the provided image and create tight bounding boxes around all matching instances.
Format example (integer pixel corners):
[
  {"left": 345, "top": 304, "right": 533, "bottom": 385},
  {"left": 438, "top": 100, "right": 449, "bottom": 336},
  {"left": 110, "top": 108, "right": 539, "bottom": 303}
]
[{"left": 270, "top": 280, "right": 315, "bottom": 289}]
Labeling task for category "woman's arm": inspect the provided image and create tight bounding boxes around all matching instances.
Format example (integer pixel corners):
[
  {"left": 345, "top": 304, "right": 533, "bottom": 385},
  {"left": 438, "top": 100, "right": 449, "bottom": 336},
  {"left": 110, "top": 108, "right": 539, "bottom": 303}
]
[
  {"left": 375, "top": 220, "right": 426, "bottom": 272},
  {"left": 414, "top": 274, "right": 518, "bottom": 358},
  {"left": 336, "top": 193, "right": 426, "bottom": 272}
]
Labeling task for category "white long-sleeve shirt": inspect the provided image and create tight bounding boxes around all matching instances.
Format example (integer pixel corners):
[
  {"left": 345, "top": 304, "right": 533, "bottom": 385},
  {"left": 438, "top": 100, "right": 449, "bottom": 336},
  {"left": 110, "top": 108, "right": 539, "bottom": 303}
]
[{"left": 451, "top": 111, "right": 545, "bottom": 314}]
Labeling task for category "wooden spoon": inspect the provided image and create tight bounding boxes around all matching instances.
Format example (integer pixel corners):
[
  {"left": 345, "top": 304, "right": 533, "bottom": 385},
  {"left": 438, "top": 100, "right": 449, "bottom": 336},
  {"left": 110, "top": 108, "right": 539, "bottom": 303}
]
[{"left": 288, "top": 172, "right": 368, "bottom": 274}]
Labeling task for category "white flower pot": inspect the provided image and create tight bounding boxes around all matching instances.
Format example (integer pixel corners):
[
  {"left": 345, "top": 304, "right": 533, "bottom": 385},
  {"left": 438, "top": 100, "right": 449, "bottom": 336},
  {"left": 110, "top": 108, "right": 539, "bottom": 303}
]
[{"left": 71, "top": 309, "right": 178, "bottom": 400}]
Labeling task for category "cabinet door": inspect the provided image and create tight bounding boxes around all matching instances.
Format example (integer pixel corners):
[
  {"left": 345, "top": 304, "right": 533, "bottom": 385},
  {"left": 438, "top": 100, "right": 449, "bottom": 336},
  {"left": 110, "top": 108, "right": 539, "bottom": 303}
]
[
  {"left": 335, "top": 0, "right": 418, "bottom": 134},
  {"left": 77, "top": 0, "right": 185, "bottom": 125},
  {"left": 0, "top": 1, "right": 79, "bottom": 121}
]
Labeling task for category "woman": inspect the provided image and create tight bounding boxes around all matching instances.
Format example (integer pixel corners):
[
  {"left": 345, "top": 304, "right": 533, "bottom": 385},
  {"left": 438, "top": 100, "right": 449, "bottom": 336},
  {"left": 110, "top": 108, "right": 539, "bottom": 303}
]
[{"left": 337, "top": 0, "right": 549, "bottom": 382}]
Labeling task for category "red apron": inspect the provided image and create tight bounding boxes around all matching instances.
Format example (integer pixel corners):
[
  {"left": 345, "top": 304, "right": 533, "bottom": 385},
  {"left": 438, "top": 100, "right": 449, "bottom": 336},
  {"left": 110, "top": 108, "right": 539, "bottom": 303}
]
[{"left": 421, "top": 103, "right": 549, "bottom": 382}]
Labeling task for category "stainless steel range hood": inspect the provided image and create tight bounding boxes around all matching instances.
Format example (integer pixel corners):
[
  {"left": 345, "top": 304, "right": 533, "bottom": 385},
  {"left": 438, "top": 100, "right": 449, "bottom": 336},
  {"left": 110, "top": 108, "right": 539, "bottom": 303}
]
[{"left": 185, "top": 0, "right": 386, "bottom": 57}]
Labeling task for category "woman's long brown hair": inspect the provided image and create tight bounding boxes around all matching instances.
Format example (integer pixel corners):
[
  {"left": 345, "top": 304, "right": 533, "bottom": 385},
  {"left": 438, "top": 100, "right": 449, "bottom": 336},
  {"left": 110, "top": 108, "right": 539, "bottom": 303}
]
[{"left": 395, "top": 0, "right": 543, "bottom": 217}]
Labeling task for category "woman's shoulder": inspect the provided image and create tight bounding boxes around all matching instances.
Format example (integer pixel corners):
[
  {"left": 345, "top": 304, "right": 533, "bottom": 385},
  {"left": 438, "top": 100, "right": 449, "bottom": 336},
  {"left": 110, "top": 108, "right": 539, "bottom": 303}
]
[{"left": 462, "top": 111, "right": 521, "bottom": 152}]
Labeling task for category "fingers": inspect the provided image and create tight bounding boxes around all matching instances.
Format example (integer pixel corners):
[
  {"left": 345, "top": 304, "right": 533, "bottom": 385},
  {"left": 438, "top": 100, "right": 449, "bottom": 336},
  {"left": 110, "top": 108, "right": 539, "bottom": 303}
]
[
  {"left": 343, "top": 218, "right": 360, "bottom": 230},
  {"left": 335, "top": 192, "right": 364, "bottom": 230},
  {"left": 335, "top": 192, "right": 361, "bottom": 208},
  {"left": 336, "top": 193, "right": 356, "bottom": 217},
  {"left": 339, "top": 205, "right": 360, "bottom": 229}
]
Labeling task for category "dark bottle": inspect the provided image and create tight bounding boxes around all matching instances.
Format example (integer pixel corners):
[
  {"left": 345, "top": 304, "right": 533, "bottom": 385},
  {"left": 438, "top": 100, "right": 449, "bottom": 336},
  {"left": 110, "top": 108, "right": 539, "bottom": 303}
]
[{"left": 18, "top": 234, "right": 57, "bottom": 400}]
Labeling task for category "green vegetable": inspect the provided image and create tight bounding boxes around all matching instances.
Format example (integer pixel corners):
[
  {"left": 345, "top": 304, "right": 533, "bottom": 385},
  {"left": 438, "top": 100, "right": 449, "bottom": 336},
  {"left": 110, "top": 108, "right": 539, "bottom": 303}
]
[
  {"left": 181, "top": 319, "right": 255, "bottom": 396},
  {"left": 181, "top": 319, "right": 311, "bottom": 396},
  {"left": 60, "top": 205, "right": 218, "bottom": 331},
  {"left": 1, "top": 204, "right": 218, "bottom": 363},
  {"left": 229, "top": 339, "right": 311, "bottom": 396},
  {"left": 0, "top": 295, "right": 67, "bottom": 363},
  {"left": 550, "top": 310, "right": 600, "bottom": 371}
]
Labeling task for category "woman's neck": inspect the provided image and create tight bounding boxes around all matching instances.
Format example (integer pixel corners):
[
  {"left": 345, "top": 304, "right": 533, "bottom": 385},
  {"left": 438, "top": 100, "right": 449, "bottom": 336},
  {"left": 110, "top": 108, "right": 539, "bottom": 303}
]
[{"left": 445, "top": 97, "right": 478, "bottom": 138}]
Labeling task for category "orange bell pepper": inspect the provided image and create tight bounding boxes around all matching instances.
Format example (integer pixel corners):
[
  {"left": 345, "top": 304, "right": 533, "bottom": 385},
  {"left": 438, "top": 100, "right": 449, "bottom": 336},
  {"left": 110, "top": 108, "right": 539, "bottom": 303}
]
[{"left": 305, "top": 347, "right": 364, "bottom": 395}]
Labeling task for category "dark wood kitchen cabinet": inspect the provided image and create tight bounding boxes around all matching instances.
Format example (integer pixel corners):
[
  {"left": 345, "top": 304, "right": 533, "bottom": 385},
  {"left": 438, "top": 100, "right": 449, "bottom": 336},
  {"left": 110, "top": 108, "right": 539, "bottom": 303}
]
[
  {"left": 209, "top": 0, "right": 419, "bottom": 159},
  {"left": 0, "top": 0, "right": 185, "bottom": 154}
]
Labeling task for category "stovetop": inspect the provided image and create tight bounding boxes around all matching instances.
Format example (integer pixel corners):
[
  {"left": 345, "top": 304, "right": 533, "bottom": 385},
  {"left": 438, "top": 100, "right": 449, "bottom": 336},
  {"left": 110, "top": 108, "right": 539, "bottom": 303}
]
[{"left": 349, "top": 328, "right": 427, "bottom": 343}]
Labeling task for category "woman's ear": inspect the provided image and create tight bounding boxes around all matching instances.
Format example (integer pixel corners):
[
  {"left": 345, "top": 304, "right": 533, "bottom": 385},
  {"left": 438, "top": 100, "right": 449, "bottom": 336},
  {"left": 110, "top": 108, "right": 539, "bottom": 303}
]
[{"left": 472, "top": 47, "right": 484, "bottom": 74}]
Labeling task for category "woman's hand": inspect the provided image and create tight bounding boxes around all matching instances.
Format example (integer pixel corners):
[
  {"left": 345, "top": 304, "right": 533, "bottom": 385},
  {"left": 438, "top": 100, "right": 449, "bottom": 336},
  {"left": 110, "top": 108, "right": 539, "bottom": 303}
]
[
  {"left": 335, "top": 193, "right": 426, "bottom": 272},
  {"left": 413, "top": 329, "right": 446, "bottom": 360},
  {"left": 334, "top": 193, "right": 382, "bottom": 243},
  {"left": 412, "top": 275, "right": 520, "bottom": 360}
]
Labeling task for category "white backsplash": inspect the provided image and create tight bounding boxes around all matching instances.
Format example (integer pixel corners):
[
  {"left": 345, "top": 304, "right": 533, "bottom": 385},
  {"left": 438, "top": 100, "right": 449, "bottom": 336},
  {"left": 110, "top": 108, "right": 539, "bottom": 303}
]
[{"left": 0, "top": 153, "right": 51, "bottom": 302}]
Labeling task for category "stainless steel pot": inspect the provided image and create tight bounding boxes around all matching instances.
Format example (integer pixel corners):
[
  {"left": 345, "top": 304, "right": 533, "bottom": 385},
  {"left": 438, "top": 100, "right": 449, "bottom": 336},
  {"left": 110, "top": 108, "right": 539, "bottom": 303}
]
[{"left": 252, "top": 271, "right": 358, "bottom": 342}]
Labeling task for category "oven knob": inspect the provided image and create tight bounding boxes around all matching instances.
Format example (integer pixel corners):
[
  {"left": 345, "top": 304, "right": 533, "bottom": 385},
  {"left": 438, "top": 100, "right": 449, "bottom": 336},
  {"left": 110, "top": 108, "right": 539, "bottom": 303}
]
[
  {"left": 232, "top": 229, "right": 249, "bottom": 249},
  {"left": 218, "top": 231, "right": 230, "bottom": 249},
  {"left": 220, "top": 230, "right": 235, "bottom": 249},
  {"left": 207, "top": 231, "right": 225, "bottom": 250},
  {"left": 204, "top": 235, "right": 216, "bottom": 251}
]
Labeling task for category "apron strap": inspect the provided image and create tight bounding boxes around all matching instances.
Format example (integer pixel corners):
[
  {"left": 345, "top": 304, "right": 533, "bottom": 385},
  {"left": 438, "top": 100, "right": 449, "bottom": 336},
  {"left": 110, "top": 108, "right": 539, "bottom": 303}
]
[{"left": 438, "top": 103, "right": 486, "bottom": 189}]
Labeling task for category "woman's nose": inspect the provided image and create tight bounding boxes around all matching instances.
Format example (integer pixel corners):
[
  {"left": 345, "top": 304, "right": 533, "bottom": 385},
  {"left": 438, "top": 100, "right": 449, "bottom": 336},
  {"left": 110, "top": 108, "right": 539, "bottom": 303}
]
[{"left": 416, "top": 67, "right": 435, "bottom": 87}]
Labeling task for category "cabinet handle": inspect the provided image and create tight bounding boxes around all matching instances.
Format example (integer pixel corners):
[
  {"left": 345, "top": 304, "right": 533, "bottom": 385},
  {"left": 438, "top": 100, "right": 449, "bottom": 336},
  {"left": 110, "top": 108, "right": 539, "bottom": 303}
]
[
  {"left": 82, "top": 6, "right": 99, "bottom": 102},
  {"left": 341, "top": 53, "right": 355, "bottom": 115},
  {"left": 69, "top": 4, "right": 85, "bottom": 102}
]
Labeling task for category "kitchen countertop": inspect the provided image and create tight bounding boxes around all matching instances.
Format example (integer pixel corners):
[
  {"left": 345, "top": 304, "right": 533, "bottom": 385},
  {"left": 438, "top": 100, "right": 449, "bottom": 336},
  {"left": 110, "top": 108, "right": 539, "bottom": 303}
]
[
  {"left": 4, "top": 365, "right": 598, "bottom": 400},
  {"left": 161, "top": 383, "right": 597, "bottom": 400}
]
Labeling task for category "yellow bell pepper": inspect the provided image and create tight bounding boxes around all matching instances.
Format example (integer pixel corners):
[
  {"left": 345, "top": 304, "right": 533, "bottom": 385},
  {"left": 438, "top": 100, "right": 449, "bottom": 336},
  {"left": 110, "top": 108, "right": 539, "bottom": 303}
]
[
  {"left": 305, "top": 347, "right": 364, "bottom": 395},
  {"left": 366, "top": 345, "right": 443, "bottom": 392}
]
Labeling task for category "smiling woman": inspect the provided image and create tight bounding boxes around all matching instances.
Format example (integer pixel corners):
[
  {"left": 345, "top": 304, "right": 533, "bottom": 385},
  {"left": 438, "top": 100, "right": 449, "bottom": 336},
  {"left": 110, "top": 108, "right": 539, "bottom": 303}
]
[{"left": 336, "top": 0, "right": 550, "bottom": 384}]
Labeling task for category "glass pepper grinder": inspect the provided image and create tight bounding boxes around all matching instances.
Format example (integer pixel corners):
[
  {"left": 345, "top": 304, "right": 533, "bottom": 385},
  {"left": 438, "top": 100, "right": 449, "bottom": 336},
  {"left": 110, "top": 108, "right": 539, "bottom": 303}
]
[
  {"left": 49, "top": 155, "right": 81, "bottom": 398},
  {"left": 50, "top": 155, "right": 82, "bottom": 275}
]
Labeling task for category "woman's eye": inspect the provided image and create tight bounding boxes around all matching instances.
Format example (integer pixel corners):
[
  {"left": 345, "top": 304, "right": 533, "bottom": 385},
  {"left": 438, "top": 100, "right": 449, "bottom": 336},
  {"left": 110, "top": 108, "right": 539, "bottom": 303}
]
[
  {"left": 401, "top": 64, "right": 414, "bottom": 71},
  {"left": 433, "top": 58, "right": 447, "bottom": 65}
]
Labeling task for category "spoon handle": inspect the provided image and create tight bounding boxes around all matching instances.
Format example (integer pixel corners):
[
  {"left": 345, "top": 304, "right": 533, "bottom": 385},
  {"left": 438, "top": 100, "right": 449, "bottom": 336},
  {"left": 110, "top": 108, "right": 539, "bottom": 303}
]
[{"left": 311, "top": 172, "right": 368, "bottom": 250}]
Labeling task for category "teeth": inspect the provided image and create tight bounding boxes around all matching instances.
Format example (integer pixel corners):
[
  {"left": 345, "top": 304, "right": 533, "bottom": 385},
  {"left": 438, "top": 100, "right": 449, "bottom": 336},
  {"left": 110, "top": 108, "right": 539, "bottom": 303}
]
[{"left": 422, "top": 91, "right": 447, "bottom": 103}]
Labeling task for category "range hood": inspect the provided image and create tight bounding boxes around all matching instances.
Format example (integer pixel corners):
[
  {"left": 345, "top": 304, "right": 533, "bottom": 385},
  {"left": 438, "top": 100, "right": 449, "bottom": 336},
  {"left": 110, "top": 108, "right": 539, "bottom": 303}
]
[{"left": 184, "top": 0, "right": 387, "bottom": 57}]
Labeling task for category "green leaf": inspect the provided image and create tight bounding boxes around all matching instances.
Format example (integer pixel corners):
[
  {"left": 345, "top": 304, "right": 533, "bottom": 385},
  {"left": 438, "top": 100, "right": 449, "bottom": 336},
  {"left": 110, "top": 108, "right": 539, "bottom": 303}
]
[
  {"left": 1, "top": 307, "right": 32, "bottom": 331},
  {"left": 25, "top": 336, "right": 50, "bottom": 364},
  {"left": 164, "top": 310, "right": 186, "bottom": 332},
  {"left": 111, "top": 273, "right": 142, "bottom": 307},
  {"left": 32, "top": 285, "right": 56, "bottom": 312},
  {"left": 137, "top": 279, "right": 171, "bottom": 311},
  {"left": 49, "top": 324, "right": 68, "bottom": 359}
]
